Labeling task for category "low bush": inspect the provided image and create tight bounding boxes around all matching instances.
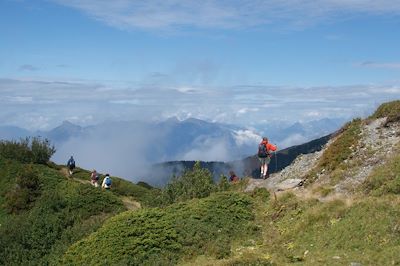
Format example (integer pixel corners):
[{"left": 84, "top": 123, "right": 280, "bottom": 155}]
[
  {"left": 162, "top": 161, "right": 216, "bottom": 204},
  {"left": 61, "top": 192, "right": 257, "bottom": 265},
  {"left": 4, "top": 164, "right": 41, "bottom": 213},
  {"left": 0, "top": 137, "right": 55, "bottom": 164}
]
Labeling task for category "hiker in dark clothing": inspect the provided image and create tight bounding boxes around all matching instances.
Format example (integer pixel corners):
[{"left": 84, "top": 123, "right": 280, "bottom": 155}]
[{"left": 67, "top": 156, "right": 75, "bottom": 176}]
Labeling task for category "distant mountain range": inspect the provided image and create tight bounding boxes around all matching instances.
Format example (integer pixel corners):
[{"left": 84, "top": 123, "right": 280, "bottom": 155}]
[{"left": 0, "top": 117, "right": 344, "bottom": 184}]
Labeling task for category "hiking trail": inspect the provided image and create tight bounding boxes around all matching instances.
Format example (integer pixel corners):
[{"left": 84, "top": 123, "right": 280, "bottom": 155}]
[{"left": 59, "top": 167, "right": 141, "bottom": 210}]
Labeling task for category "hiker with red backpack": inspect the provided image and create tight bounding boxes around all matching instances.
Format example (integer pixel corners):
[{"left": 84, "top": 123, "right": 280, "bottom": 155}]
[{"left": 258, "top": 137, "right": 277, "bottom": 179}]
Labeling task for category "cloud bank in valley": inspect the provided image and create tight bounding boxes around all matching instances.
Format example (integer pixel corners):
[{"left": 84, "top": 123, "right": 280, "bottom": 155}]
[{"left": 1, "top": 78, "right": 399, "bottom": 131}]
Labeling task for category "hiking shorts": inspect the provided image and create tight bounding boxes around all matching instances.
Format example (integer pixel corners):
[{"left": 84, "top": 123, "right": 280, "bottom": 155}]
[{"left": 258, "top": 156, "right": 271, "bottom": 165}]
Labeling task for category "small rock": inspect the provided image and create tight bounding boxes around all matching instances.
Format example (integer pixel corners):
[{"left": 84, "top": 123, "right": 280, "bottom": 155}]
[
  {"left": 332, "top": 256, "right": 341, "bottom": 260},
  {"left": 276, "top": 178, "right": 304, "bottom": 191},
  {"left": 350, "top": 262, "right": 362, "bottom": 266}
]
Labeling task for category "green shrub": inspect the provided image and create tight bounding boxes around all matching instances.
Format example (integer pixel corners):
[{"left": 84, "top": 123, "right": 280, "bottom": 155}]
[
  {"left": 251, "top": 187, "right": 270, "bottom": 202},
  {"left": 31, "top": 137, "right": 56, "bottom": 164},
  {"left": 162, "top": 161, "right": 216, "bottom": 204},
  {"left": 0, "top": 137, "right": 55, "bottom": 164},
  {"left": 4, "top": 164, "right": 41, "bottom": 213},
  {"left": 61, "top": 192, "right": 256, "bottom": 265},
  {"left": 0, "top": 138, "right": 32, "bottom": 163},
  {"left": 218, "top": 174, "right": 230, "bottom": 191}
]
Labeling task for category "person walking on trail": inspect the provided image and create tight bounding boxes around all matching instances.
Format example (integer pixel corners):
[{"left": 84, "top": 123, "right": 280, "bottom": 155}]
[
  {"left": 257, "top": 137, "right": 277, "bottom": 179},
  {"left": 102, "top": 174, "right": 112, "bottom": 190},
  {"left": 67, "top": 156, "right": 75, "bottom": 176},
  {"left": 90, "top": 169, "right": 99, "bottom": 187}
]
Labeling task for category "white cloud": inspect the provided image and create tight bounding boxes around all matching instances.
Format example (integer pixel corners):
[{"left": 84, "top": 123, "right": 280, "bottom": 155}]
[
  {"left": 27, "top": 115, "right": 51, "bottom": 130},
  {"left": 3, "top": 96, "right": 33, "bottom": 103},
  {"left": 237, "top": 107, "right": 259, "bottom": 115},
  {"left": 181, "top": 138, "right": 230, "bottom": 162},
  {"left": 50, "top": 0, "right": 400, "bottom": 31},
  {"left": 1, "top": 78, "right": 400, "bottom": 131},
  {"left": 233, "top": 130, "right": 260, "bottom": 146},
  {"left": 278, "top": 133, "right": 308, "bottom": 149},
  {"left": 305, "top": 111, "right": 322, "bottom": 118}
]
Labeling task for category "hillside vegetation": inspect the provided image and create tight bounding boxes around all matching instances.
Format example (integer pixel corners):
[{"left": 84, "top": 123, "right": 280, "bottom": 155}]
[
  {"left": 1, "top": 100, "right": 400, "bottom": 265},
  {"left": 0, "top": 140, "right": 158, "bottom": 265},
  {"left": 62, "top": 191, "right": 261, "bottom": 265}
]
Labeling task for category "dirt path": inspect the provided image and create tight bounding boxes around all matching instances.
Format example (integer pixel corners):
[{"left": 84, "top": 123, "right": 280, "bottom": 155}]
[{"left": 121, "top": 197, "right": 141, "bottom": 210}]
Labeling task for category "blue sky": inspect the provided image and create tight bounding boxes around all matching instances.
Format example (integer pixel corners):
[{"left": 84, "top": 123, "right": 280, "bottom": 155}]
[{"left": 1, "top": 0, "right": 400, "bottom": 130}]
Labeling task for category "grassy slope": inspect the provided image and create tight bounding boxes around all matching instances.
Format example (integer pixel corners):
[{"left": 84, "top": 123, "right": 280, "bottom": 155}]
[
  {"left": 260, "top": 193, "right": 400, "bottom": 265},
  {"left": 0, "top": 158, "right": 156, "bottom": 265},
  {"left": 61, "top": 192, "right": 259, "bottom": 265},
  {"left": 370, "top": 99, "right": 400, "bottom": 123}
]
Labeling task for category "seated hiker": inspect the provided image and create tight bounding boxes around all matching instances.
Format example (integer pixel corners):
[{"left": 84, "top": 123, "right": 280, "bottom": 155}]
[
  {"left": 257, "top": 137, "right": 277, "bottom": 179},
  {"left": 67, "top": 156, "right": 75, "bottom": 176},
  {"left": 229, "top": 171, "right": 239, "bottom": 183},
  {"left": 102, "top": 174, "right": 112, "bottom": 190},
  {"left": 90, "top": 169, "right": 99, "bottom": 187}
]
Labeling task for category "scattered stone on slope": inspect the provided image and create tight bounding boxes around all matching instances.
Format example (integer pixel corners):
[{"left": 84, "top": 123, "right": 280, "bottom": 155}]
[
  {"left": 333, "top": 118, "right": 400, "bottom": 194},
  {"left": 244, "top": 117, "right": 400, "bottom": 198}
]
